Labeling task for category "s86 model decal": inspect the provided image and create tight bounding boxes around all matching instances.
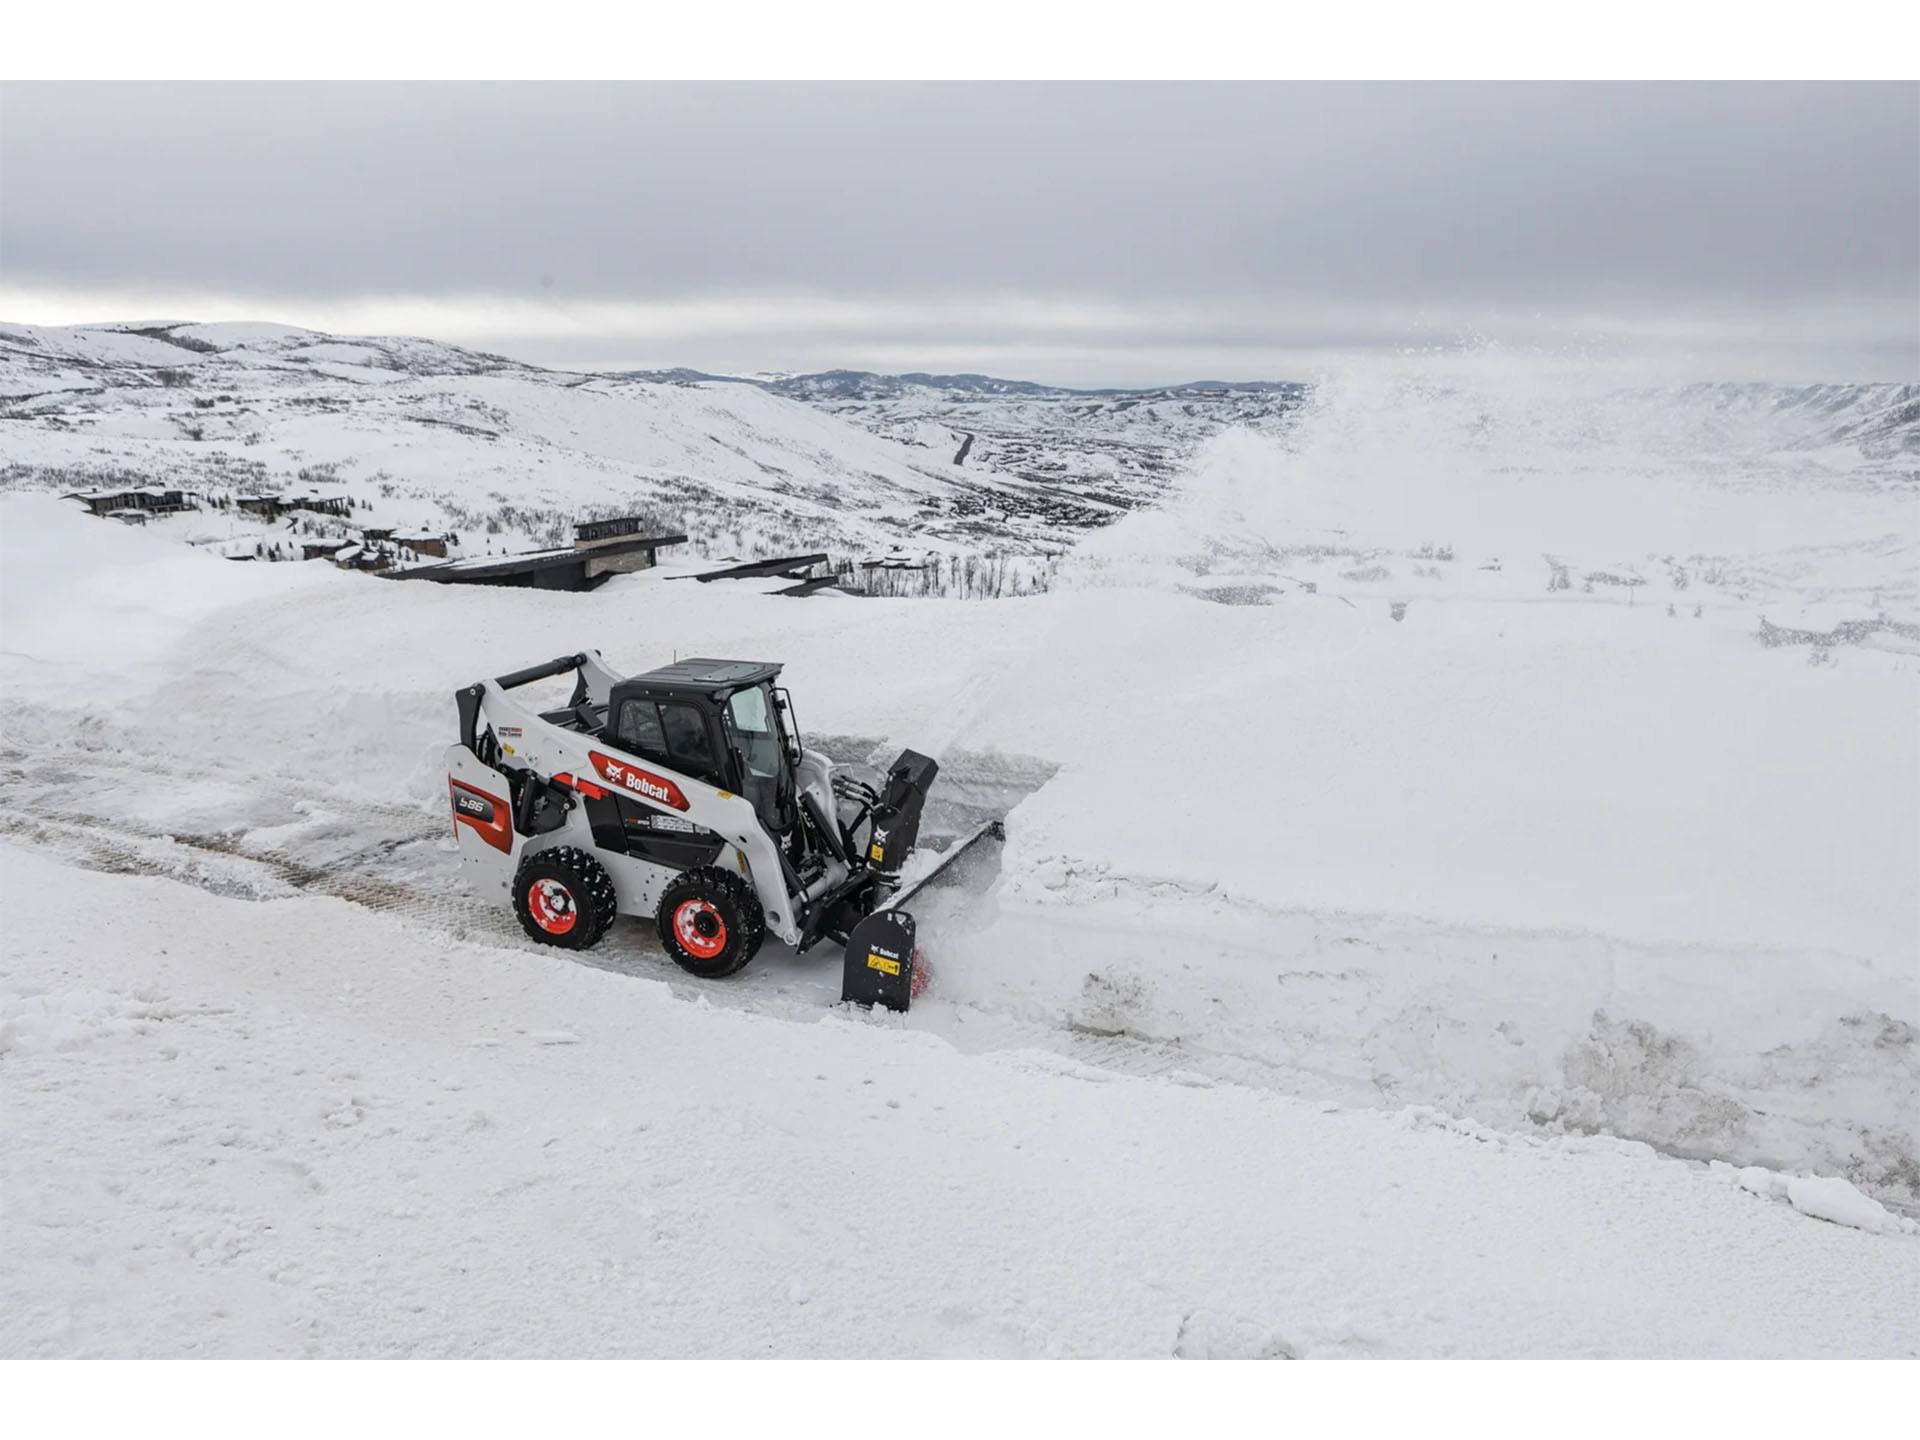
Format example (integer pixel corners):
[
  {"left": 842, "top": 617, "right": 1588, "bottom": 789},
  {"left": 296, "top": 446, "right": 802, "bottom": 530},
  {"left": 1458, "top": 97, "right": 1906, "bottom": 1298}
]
[
  {"left": 588, "top": 751, "right": 691, "bottom": 811},
  {"left": 448, "top": 777, "right": 512, "bottom": 853}
]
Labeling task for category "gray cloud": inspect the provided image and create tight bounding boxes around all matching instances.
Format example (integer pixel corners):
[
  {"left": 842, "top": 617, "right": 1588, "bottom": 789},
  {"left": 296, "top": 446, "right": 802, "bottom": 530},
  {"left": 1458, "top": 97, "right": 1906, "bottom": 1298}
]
[{"left": 2, "top": 82, "right": 1914, "bottom": 381}]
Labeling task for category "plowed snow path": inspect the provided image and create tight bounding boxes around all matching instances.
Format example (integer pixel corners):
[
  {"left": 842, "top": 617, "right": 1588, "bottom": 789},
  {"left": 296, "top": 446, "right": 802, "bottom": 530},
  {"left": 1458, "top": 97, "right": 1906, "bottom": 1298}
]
[
  {"left": 3, "top": 719, "right": 1914, "bottom": 1213},
  {"left": 4, "top": 847, "right": 1914, "bottom": 1359}
]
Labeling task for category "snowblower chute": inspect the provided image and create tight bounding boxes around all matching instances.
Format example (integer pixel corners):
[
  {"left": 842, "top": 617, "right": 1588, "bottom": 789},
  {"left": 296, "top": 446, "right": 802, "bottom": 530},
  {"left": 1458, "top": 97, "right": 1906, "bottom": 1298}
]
[{"left": 445, "top": 649, "right": 997, "bottom": 1011}]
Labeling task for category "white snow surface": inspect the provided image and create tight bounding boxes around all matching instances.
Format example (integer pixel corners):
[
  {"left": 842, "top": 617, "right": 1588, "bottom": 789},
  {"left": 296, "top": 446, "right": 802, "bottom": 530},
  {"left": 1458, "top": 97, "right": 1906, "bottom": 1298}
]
[
  {"left": 2, "top": 352, "right": 1917, "bottom": 1356},
  {"left": 5, "top": 849, "right": 1916, "bottom": 1358}
]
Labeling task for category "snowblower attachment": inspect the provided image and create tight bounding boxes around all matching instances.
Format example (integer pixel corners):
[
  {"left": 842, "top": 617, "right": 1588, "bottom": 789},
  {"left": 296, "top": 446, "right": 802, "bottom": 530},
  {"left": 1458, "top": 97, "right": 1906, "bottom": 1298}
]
[
  {"left": 839, "top": 817, "right": 1007, "bottom": 1009},
  {"left": 839, "top": 750, "right": 1005, "bottom": 1012}
]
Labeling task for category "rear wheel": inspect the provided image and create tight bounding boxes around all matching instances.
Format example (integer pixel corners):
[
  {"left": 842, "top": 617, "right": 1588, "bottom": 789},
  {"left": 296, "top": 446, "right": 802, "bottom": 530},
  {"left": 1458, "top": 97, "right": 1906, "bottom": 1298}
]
[
  {"left": 512, "top": 846, "right": 619, "bottom": 951},
  {"left": 656, "top": 866, "right": 765, "bottom": 978}
]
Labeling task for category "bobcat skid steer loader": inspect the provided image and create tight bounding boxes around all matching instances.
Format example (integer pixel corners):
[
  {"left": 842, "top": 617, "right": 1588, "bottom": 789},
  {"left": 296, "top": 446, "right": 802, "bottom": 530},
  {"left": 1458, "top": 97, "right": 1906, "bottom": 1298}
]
[{"left": 447, "top": 650, "right": 1001, "bottom": 1011}]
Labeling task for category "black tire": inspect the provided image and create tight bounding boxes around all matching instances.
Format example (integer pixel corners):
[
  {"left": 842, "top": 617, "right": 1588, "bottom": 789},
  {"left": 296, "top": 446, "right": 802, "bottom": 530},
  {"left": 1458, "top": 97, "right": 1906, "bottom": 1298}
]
[
  {"left": 656, "top": 866, "right": 765, "bottom": 978},
  {"left": 511, "top": 846, "right": 619, "bottom": 951}
]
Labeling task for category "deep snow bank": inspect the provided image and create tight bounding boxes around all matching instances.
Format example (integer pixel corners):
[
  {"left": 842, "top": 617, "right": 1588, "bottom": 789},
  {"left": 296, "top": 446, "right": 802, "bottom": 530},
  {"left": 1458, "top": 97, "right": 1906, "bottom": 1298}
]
[
  {"left": 1045, "top": 364, "right": 1918, "bottom": 963},
  {"left": 5, "top": 848, "right": 1914, "bottom": 1359},
  {"left": 980, "top": 371, "right": 1918, "bottom": 1199}
]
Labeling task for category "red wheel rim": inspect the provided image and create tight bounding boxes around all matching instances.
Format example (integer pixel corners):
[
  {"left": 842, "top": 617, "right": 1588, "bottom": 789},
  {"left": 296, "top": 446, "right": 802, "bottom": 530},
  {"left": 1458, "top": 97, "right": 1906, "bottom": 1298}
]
[
  {"left": 673, "top": 898, "right": 727, "bottom": 959},
  {"left": 528, "top": 877, "right": 578, "bottom": 935}
]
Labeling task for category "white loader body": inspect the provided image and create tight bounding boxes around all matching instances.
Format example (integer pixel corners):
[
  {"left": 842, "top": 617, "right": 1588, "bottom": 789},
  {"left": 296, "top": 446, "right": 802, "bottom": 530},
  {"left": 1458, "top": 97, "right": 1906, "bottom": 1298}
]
[{"left": 446, "top": 649, "right": 847, "bottom": 948}]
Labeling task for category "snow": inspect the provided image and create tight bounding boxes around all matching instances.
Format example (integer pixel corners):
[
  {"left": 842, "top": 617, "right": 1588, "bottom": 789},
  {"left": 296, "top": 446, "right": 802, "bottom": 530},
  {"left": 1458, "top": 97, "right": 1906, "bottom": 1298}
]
[
  {"left": 1784, "top": 1176, "right": 1909, "bottom": 1236},
  {"left": 1, "top": 339, "right": 1915, "bottom": 1357},
  {"left": 4, "top": 848, "right": 1915, "bottom": 1359},
  {"left": 0, "top": 321, "right": 1132, "bottom": 566},
  {"left": 1737, "top": 1166, "right": 1913, "bottom": 1236}
]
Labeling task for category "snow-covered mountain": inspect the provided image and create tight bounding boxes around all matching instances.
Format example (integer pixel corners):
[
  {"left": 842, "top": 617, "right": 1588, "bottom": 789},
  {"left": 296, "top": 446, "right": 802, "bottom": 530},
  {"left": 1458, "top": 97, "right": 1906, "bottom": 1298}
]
[
  {"left": 0, "top": 322, "right": 1307, "bottom": 580},
  {"left": 5, "top": 320, "right": 1911, "bottom": 587}
]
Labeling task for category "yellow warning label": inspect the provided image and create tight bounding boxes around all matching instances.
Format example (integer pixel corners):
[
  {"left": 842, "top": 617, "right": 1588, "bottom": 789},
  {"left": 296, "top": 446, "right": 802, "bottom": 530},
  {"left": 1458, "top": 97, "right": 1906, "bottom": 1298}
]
[
  {"left": 866, "top": 953, "right": 900, "bottom": 976},
  {"left": 869, "top": 843, "right": 885, "bottom": 862}
]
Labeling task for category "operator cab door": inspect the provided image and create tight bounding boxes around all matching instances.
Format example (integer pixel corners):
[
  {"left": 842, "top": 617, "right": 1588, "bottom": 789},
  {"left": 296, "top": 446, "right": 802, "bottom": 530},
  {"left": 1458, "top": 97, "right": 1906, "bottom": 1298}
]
[
  {"left": 721, "top": 683, "right": 792, "bottom": 837},
  {"left": 590, "top": 697, "right": 731, "bottom": 870}
]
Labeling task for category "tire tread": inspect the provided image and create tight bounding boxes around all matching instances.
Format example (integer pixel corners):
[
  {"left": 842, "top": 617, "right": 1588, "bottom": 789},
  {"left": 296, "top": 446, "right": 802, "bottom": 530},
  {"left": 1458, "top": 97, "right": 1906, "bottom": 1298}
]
[
  {"left": 656, "top": 865, "right": 765, "bottom": 977},
  {"left": 511, "top": 845, "right": 619, "bottom": 950}
]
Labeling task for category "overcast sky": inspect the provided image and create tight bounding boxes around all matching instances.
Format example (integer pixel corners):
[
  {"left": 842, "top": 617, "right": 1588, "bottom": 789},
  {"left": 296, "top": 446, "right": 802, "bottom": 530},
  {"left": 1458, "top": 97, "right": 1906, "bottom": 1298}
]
[{"left": 1, "top": 82, "right": 1914, "bottom": 383}]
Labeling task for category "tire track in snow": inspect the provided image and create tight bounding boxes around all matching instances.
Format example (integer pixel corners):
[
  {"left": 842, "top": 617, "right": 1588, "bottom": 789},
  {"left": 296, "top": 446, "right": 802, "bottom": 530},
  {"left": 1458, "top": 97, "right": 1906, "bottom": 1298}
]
[
  {"left": 0, "top": 742, "right": 1250, "bottom": 1091},
  {"left": 4, "top": 734, "right": 1915, "bottom": 1211}
]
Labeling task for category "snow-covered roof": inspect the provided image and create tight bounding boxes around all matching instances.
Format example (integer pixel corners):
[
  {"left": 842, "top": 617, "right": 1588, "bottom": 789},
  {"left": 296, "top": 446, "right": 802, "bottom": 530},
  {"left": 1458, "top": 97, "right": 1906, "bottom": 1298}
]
[{"left": 64, "top": 486, "right": 180, "bottom": 501}]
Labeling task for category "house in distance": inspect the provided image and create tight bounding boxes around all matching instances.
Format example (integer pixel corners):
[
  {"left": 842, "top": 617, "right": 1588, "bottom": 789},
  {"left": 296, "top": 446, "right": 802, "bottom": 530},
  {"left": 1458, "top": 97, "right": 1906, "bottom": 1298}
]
[
  {"left": 390, "top": 515, "right": 687, "bottom": 592},
  {"left": 235, "top": 489, "right": 352, "bottom": 522},
  {"left": 64, "top": 486, "right": 196, "bottom": 522}
]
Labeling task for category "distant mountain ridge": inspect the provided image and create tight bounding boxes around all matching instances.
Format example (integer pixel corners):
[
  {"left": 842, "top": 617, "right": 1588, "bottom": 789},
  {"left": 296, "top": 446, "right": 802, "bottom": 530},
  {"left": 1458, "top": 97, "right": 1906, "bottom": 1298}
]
[
  {"left": 615, "top": 364, "right": 1306, "bottom": 402},
  {"left": 2, "top": 321, "right": 1907, "bottom": 584}
]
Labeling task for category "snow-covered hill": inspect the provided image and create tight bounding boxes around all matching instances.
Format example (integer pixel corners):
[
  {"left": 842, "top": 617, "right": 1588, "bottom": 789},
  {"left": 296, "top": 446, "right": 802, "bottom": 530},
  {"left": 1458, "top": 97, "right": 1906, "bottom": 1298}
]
[
  {"left": 0, "top": 321, "right": 1175, "bottom": 574},
  {"left": 5, "top": 320, "right": 1910, "bottom": 590}
]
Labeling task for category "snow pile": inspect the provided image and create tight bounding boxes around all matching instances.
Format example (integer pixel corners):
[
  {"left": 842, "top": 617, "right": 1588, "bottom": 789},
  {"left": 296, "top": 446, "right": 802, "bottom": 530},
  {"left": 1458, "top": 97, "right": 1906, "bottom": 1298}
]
[
  {"left": 5, "top": 849, "right": 1915, "bottom": 1358},
  {"left": 1737, "top": 1167, "right": 1914, "bottom": 1237},
  {"left": 1047, "top": 357, "right": 1917, "bottom": 963},
  {"left": 970, "top": 359, "right": 1918, "bottom": 1200},
  {"left": 0, "top": 493, "right": 330, "bottom": 691},
  {"left": 0, "top": 988, "right": 154, "bottom": 1057}
]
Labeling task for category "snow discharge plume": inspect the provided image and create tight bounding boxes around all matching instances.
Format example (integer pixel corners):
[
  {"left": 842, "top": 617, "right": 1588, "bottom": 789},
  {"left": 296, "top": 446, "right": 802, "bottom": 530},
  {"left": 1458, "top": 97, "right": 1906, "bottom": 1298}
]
[{"left": 1065, "top": 347, "right": 1919, "bottom": 605}]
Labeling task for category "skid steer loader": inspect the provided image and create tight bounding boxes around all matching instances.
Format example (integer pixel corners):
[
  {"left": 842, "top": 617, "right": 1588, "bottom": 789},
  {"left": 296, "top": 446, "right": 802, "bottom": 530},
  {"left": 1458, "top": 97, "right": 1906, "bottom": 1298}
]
[{"left": 446, "top": 650, "right": 1000, "bottom": 1010}]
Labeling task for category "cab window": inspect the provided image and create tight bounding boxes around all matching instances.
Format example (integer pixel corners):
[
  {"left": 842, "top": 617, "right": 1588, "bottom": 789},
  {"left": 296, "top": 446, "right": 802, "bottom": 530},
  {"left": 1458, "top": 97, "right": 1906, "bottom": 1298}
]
[
  {"left": 615, "top": 700, "right": 666, "bottom": 761},
  {"left": 659, "top": 702, "right": 717, "bottom": 778},
  {"left": 724, "top": 684, "right": 786, "bottom": 831},
  {"left": 725, "top": 685, "right": 781, "bottom": 779}
]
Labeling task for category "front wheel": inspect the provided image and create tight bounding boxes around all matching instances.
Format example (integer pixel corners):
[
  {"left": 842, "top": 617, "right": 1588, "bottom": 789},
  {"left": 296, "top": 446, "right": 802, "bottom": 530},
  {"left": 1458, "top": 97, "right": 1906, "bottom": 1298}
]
[{"left": 656, "top": 866, "right": 765, "bottom": 978}]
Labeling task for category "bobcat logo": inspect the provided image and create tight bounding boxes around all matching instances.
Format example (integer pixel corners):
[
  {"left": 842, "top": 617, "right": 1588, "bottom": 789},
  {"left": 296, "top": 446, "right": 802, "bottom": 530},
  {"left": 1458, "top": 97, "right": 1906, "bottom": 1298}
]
[{"left": 588, "top": 751, "right": 690, "bottom": 811}]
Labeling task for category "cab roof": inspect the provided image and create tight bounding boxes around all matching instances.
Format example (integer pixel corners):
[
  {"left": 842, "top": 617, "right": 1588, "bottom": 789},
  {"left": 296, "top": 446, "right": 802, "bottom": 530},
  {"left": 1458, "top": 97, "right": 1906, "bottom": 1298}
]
[{"left": 622, "top": 657, "right": 784, "bottom": 697}]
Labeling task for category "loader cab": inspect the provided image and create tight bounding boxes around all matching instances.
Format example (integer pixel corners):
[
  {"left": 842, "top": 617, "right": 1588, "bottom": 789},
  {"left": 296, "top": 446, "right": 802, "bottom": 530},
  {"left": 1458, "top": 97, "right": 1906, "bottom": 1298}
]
[{"left": 606, "top": 659, "right": 799, "bottom": 835}]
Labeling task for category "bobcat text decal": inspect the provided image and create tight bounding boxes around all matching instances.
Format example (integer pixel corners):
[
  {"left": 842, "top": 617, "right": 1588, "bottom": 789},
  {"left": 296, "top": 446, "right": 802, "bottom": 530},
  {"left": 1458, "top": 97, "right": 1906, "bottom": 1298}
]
[{"left": 589, "top": 751, "right": 691, "bottom": 811}]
